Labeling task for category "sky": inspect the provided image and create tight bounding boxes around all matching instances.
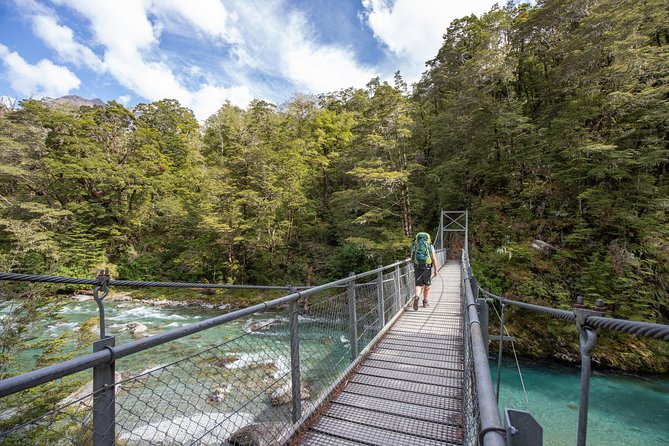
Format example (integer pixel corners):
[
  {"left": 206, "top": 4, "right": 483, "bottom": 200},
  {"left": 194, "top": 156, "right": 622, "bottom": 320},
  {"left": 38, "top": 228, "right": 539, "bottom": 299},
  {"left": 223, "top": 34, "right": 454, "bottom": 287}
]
[{"left": 0, "top": 0, "right": 500, "bottom": 120}]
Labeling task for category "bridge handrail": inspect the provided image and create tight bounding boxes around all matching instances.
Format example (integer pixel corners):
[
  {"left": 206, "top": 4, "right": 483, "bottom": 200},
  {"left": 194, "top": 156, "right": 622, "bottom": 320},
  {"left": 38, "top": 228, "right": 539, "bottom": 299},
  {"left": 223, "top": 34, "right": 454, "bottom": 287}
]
[
  {"left": 479, "top": 288, "right": 669, "bottom": 341},
  {"left": 0, "top": 259, "right": 412, "bottom": 398},
  {"left": 462, "top": 251, "right": 506, "bottom": 446}
]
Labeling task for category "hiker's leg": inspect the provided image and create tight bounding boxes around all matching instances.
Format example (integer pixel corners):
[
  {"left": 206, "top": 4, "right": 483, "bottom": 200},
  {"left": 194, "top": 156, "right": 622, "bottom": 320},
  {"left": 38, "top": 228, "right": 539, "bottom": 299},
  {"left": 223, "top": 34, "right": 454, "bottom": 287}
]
[
  {"left": 423, "top": 285, "right": 430, "bottom": 302},
  {"left": 415, "top": 285, "right": 422, "bottom": 298}
]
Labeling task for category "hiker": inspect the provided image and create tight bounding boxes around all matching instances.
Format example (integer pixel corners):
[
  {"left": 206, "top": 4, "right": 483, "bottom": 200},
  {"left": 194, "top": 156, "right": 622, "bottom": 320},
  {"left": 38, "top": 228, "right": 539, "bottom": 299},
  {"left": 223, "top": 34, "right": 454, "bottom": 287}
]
[{"left": 411, "top": 232, "right": 438, "bottom": 311}]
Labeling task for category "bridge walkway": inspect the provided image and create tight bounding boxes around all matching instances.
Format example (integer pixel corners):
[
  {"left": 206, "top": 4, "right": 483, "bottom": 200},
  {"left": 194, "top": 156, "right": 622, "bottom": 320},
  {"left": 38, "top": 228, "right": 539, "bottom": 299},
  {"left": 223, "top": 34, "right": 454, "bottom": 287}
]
[{"left": 298, "top": 260, "right": 464, "bottom": 445}]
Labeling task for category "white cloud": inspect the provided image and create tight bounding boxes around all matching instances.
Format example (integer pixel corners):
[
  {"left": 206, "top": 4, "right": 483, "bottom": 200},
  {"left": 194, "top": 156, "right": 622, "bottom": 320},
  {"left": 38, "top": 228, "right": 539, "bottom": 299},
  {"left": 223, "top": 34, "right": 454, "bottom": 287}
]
[
  {"left": 13, "top": 0, "right": 452, "bottom": 119},
  {"left": 362, "top": 0, "right": 499, "bottom": 81},
  {"left": 229, "top": 1, "right": 376, "bottom": 95},
  {"left": 279, "top": 13, "right": 377, "bottom": 93},
  {"left": 117, "top": 94, "right": 131, "bottom": 105},
  {"left": 150, "top": 0, "right": 241, "bottom": 43},
  {"left": 50, "top": 0, "right": 251, "bottom": 119},
  {"left": 0, "top": 44, "right": 80, "bottom": 97},
  {"left": 31, "top": 14, "right": 105, "bottom": 72},
  {"left": 191, "top": 84, "right": 254, "bottom": 119},
  {"left": 51, "top": 0, "right": 377, "bottom": 118}
]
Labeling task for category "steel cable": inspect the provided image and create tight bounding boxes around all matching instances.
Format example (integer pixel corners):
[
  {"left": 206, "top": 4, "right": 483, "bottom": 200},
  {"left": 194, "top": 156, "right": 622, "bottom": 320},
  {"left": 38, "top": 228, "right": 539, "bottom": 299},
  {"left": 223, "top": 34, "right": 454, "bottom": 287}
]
[
  {"left": 478, "top": 287, "right": 669, "bottom": 341},
  {"left": 0, "top": 271, "right": 291, "bottom": 289},
  {"left": 489, "top": 302, "right": 531, "bottom": 413},
  {"left": 585, "top": 316, "right": 669, "bottom": 341},
  {"left": 479, "top": 288, "right": 575, "bottom": 321}
]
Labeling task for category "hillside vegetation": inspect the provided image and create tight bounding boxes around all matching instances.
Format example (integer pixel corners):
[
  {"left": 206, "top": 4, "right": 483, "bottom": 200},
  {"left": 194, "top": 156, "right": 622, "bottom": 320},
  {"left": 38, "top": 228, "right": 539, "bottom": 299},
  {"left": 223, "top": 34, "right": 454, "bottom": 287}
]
[{"left": 1, "top": 0, "right": 668, "bottom": 371}]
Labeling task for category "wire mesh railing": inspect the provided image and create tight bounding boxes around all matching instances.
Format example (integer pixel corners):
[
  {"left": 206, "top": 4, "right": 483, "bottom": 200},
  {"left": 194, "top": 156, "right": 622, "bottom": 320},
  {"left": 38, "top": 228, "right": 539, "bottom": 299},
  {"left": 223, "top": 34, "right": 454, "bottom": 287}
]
[
  {"left": 0, "top": 257, "right": 420, "bottom": 446},
  {"left": 461, "top": 275, "right": 480, "bottom": 446}
]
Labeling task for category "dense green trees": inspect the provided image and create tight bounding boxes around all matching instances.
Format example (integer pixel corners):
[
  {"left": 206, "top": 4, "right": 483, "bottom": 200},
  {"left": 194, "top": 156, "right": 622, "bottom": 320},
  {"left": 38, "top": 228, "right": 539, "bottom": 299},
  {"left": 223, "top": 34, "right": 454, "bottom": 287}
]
[
  {"left": 415, "top": 0, "right": 668, "bottom": 321},
  {"left": 1, "top": 0, "right": 667, "bottom": 370},
  {"left": 413, "top": 0, "right": 668, "bottom": 370}
]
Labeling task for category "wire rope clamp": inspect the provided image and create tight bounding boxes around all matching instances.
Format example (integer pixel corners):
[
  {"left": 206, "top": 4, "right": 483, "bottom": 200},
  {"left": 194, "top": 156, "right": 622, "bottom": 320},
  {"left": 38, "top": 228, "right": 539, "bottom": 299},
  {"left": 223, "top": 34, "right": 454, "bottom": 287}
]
[
  {"left": 93, "top": 268, "right": 111, "bottom": 339},
  {"left": 572, "top": 297, "right": 605, "bottom": 336},
  {"left": 94, "top": 268, "right": 111, "bottom": 302}
]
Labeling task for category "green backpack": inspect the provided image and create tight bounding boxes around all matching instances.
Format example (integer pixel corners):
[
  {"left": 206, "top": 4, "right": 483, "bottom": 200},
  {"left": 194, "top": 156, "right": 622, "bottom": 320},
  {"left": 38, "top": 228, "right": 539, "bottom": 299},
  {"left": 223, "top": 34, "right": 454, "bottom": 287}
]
[{"left": 412, "top": 232, "right": 432, "bottom": 267}]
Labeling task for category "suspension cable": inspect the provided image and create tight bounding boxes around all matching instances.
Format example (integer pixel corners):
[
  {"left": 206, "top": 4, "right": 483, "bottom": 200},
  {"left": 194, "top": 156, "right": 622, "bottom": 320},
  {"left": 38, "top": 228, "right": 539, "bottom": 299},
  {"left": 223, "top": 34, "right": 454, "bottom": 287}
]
[
  {"left": 489, "top": 300, "right": 531, "bottom": 412},
  {"left": 478, "top": 287, "right": 669, "bottom": 341}
]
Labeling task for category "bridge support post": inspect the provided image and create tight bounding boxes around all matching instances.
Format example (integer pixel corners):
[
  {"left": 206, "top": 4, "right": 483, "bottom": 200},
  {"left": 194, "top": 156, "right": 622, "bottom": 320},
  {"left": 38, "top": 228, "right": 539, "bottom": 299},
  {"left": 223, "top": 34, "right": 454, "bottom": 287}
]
[
  {"left": 93, "top": 336, "right": 116, "bottom": 446},
  {"left": 347, "top": 273, "right": 358, "bottom": 360},
  {"left": 394, "top": 263, "right": 402, "bottom": 313},
  {"left": 376, "top": 267, "right": 385, "bottom": 328},
  {"left": 439, "top": 210, "right": 444, "bottom": 250},
  {"left": 574, "top": 313, "right": 598, "bottom": 446},
  {"left": 288, "top": 286, "right": 301, "bottom": 423}
]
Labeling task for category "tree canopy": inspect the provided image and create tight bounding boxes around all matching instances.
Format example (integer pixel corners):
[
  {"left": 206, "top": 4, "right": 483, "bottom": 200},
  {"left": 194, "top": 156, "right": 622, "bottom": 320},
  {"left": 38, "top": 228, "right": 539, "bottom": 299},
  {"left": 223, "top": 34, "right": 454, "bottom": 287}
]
[{"left": 1, "top": 0, "right": 668, "bottom": 370}]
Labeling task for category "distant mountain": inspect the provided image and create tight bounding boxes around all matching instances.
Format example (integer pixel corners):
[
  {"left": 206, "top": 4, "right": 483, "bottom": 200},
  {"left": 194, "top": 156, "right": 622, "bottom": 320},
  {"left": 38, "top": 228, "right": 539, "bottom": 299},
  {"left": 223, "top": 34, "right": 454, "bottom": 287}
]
[{"left": 50, "top": 95, "right": 106, "bottom": 108}]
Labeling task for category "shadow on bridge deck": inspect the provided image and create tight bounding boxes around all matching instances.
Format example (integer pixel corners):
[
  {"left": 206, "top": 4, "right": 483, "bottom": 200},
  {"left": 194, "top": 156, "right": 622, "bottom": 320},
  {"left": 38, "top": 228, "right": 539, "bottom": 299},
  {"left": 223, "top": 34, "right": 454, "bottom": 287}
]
[{"left": 295, "top": 260, "right": 464, "bottom": 446}]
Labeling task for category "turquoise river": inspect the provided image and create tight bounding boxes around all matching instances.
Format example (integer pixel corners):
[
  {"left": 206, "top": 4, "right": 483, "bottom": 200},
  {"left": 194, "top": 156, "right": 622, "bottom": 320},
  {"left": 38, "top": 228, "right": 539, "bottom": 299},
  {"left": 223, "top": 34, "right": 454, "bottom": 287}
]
[{"left": 2, "top": 298, "right": 668, "bottom": 445}]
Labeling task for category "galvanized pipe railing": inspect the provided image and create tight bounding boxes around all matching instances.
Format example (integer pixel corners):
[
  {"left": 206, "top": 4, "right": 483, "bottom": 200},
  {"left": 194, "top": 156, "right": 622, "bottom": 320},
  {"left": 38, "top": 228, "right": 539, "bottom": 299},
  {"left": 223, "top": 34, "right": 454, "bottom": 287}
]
[
  {"left": 0, "top": 255, "right": 428, "bottom": 445},
  {"left": 478, "top": 286, "right": 669, "bottom": 446},
  {"left": 462, "top": 250, "right": 506, "bottom": 446}
]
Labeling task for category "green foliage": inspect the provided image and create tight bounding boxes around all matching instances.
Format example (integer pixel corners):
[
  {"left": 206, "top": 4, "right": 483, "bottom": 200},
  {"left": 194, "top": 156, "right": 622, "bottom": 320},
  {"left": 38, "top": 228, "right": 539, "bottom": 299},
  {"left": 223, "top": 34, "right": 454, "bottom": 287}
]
[{"left": 1, "top": 0, "right": 668, "bottom": 373}]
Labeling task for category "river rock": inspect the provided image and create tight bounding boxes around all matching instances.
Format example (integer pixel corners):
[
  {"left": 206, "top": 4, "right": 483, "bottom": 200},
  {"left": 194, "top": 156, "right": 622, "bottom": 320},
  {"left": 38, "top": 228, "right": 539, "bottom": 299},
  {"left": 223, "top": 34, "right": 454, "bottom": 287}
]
[
  {"left": 120, "top": 412, "right": 254, "bottom": 444},
  {"left": 228, "top": 422, "right": 288, "bottom": 446},
  {"left": 268, "top": 379, "right": 310, "bottom": 406},
  {"left": 206, "top": 385, "right": 231, "bottom": 404},
  {"left": 126, "top": 321, "right": 148, "bottom": 335},
  {"left": 108, "top": 293, "right": 132, "bottom": 302},
  {"left": 245, "top": 318, "right": 286, "bottom": 333},
  {"left": 59, "top": 371, "right": 122, "bottom": 409},
  {"left": 70, "top": 294, "right": 93, "bottom": 302},
  {"left": 531, "top": 239, "right": 556, "bottom": 253},
  {"left": 0, "top": 407, "right": 18, "bottom": 422}
]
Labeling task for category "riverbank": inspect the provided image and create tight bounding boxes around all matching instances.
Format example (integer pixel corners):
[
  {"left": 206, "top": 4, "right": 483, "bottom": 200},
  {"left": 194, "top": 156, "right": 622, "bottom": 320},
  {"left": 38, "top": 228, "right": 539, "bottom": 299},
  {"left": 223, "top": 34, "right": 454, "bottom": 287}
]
[
  {"left": 68, "top": 286, "right": 289, "bottom": 312},
  {"left": 491, "top": 314, "right": 669, "bottom": 374}
]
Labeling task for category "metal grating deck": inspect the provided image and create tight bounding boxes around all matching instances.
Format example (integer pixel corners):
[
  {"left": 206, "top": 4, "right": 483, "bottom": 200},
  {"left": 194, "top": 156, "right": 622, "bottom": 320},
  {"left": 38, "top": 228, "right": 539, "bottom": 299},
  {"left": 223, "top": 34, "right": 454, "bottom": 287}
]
[{"left": 298, "top": 260, "right": 464, "bottom": 445}]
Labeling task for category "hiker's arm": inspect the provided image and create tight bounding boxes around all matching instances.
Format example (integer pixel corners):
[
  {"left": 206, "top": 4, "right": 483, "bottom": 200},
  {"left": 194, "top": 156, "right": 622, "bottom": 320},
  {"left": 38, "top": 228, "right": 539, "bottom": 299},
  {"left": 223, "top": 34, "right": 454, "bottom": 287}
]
[{"left": 432, "top": 246, "right": 439, "bottom": 275}]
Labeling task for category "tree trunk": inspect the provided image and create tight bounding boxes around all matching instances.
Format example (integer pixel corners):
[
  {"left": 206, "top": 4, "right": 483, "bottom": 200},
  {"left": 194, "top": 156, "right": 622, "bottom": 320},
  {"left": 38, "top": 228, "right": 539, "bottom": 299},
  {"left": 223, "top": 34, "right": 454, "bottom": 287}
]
[{"left": 400, "top": 182, "right": 413, "bottom": 237}]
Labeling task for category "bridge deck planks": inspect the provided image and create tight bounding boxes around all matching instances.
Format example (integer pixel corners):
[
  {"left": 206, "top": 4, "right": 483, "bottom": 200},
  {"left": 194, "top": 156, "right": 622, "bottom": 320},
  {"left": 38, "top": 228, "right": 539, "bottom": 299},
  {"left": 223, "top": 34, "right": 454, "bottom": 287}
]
[{"left": 298, "top": 260, "right": 464, "bottom": 445}]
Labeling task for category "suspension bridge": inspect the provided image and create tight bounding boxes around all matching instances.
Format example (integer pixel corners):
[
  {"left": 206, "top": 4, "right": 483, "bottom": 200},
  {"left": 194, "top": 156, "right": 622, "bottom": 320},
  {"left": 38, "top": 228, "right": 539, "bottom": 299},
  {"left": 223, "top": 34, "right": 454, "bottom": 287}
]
[{"left": 0, "top": 210, "right": 667, "bottom": 446}]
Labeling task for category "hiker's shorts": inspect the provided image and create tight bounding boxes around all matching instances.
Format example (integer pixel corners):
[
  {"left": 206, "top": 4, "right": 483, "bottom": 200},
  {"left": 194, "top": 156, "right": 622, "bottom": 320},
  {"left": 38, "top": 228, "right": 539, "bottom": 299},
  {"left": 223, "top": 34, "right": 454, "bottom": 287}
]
[{"left": 415, "top": 266, "right": 432, "bottom": 287}]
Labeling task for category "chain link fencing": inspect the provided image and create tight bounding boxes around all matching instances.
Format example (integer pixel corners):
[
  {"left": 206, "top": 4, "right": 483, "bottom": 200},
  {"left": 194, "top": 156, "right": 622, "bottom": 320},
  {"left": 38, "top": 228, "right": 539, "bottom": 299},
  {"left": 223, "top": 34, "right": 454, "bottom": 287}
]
[
  {"left": 461, "top": 273, "right": 480, "bottom": 446},
  {"left": 0, "top": 259, "right": 418, "bottom": 446}
]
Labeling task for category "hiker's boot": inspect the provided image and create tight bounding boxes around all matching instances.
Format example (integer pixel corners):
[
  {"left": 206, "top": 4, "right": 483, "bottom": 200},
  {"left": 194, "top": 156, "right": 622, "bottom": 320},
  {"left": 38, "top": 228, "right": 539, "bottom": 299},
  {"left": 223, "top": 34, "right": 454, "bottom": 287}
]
[
  {"left": 413, "top": 297, "right": 419, "bottom": 311},
  {"left": 423, "top": 300, "right": 428, "bottom": 307}
]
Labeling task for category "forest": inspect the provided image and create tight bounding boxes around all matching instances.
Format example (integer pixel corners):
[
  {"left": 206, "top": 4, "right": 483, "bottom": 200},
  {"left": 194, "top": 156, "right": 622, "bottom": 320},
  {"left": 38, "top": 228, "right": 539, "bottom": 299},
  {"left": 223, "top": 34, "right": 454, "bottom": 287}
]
[{"left": 1, "top": 0, "right": 668, "bottom": 372}]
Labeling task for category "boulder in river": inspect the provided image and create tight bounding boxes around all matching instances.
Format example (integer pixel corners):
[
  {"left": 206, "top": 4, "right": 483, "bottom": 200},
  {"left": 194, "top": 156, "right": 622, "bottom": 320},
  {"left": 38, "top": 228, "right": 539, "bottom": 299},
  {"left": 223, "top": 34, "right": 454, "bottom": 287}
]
[
  {"left": 108, "top": 293, "right": 132, "bottom": 302},
  {"left": 228, "top": 422, "right": 288, "bottom": 446},
  {"left": 206, "top": 385, "right": 231, "bottom": 404},
  {"left": 70, "top": 294, "right": 93, "bottom": 302},
  {"left": 267, "top": 378, "right": 310, "bottom": 406},
  {"left": 244, "top": 318, "right": 286, "bottom": 333},
  {"left": 126, "top": 321, "right": 148, "bottom": 335}
]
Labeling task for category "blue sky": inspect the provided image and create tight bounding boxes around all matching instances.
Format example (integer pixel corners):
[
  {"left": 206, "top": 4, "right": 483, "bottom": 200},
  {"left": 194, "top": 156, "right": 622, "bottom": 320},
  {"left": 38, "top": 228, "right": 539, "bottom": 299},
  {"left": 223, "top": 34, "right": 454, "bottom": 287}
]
[{"left": 0, "top": 0, "right": 500, "bottom": 120}]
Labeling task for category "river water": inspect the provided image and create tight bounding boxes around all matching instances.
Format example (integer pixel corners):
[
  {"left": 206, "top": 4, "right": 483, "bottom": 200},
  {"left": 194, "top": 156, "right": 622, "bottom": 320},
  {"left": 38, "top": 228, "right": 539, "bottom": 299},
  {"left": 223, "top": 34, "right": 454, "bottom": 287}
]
[
  {"left": 491, "top": 357, "right": 669, "bottom": 446},
  {"left": 3, "top": 299, "right": 669, "bottom": 445}
]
